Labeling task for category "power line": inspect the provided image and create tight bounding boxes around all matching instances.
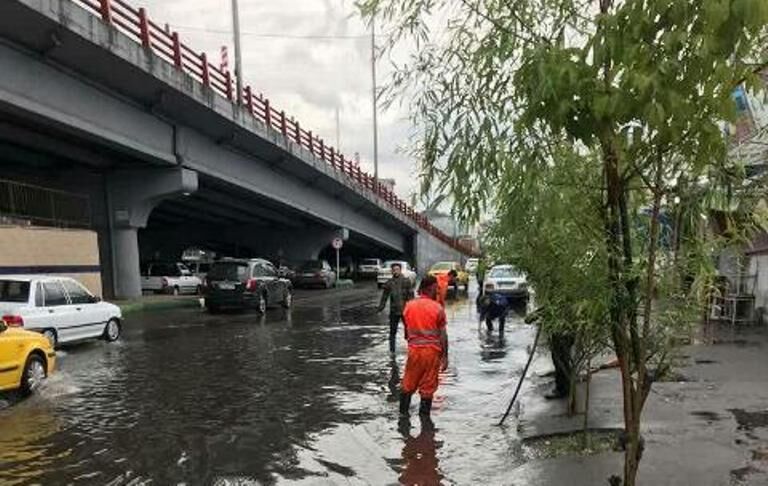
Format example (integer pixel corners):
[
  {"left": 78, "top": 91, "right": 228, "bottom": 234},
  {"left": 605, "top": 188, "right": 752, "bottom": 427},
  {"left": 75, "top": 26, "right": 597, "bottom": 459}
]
[{"left": 171, "top": 24, "right": 368, "bottom": 40}]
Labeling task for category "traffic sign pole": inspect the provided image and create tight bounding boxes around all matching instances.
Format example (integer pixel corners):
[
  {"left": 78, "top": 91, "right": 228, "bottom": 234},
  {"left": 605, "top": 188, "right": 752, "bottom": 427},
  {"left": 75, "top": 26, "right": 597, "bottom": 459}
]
[{"left": 332, "top": 237, "right": 344, "bottom": 288}]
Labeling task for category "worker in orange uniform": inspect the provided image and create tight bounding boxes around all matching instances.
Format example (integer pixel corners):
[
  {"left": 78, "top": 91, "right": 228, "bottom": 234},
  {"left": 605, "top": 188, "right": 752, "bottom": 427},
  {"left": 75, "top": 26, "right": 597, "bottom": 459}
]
[
  {"left": 399, "top": 275, "right": 449, "bottom": 417},
  {"left": 435, "top": 272, "right": 450, "bottom": 307}
]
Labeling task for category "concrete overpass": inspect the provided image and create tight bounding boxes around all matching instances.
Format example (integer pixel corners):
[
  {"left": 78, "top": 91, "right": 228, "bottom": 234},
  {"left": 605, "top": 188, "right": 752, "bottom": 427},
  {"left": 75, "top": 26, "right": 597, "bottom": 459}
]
[{"left": 0, "top": 0, "right": 471, "bottom": 298}]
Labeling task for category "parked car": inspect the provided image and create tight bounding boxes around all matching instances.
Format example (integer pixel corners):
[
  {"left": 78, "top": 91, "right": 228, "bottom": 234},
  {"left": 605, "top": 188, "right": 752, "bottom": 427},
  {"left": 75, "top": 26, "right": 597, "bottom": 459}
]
[
  {"left": 358, "top": 258, "right": 382, "bottom": 279},
  {"left": 484, "top": 265, "right": 529, "bottom": 300},
  {"left": 141, "top": 262, "right": 202, "bottom": 295},
  {"left": 186, "top": 261, "right": 213, "bottom": 280},
  {"left": 0, "top": 276, "right": 123, "bottom": 346},
  {"left": 465, "top": 258, "right": 480, "bottom": 274},
  {"left": 428, "top": 261, "right": 470, "bottom": 291},
  {"left": 204, "top": 258, "right": 292, "bottom": 313},
  {"left": 377, "top": 261, "right": 417, "bottom": 287},
  {"left": 0, "top": 319, "right": 56, "bottom": 395},
  {"left": 294, "top": 260, "right": 337, "bottom": 288}
]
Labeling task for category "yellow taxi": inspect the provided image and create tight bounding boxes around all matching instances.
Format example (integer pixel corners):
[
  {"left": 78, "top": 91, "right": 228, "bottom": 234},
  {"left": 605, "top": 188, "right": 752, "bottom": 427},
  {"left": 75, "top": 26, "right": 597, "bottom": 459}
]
[
  {"left": 0, "top": 320, "right": 56, "bottom": 395},
  {"left": 428, "top": 261, "right": 470, "bottom": 291}
]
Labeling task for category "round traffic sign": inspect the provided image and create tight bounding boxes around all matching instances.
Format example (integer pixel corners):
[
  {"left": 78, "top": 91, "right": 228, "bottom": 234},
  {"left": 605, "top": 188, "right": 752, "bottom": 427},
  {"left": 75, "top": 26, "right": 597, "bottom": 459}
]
[{"left": 332, "top": 237, "right": 343, "bottom": 250}]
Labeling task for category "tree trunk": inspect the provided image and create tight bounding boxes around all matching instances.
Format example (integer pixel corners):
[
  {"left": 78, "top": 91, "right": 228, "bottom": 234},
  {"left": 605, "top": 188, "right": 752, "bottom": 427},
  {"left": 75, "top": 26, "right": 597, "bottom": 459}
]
[
  {"left": 602, "top": 135, "right": 643, "bottom": 486},
  {"left": 583, "top": 357, "right": 592, "bottom": 450}
]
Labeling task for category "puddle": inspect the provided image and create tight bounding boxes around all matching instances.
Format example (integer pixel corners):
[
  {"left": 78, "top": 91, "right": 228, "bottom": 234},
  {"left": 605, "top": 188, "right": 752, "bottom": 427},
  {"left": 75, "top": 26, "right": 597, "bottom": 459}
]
[
  {"left": 729, "top": 409, "right": 768, "bottom": 431},
  {"left": 694, "top": 359, "right": 719, "bottom": 365},
  {"left": 690, "top": 411, "right": 721, "bottom": 422},
  {"left": 731, "top": 465, "right": 763, "bottom": 482},
  {"left": 711, "top": 339, "right": 762, "bottom": 348}
]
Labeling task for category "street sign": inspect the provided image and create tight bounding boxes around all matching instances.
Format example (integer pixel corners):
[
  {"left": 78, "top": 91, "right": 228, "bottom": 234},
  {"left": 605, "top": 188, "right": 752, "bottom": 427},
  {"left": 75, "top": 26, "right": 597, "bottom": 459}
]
[{"left": 332, "top": 238, "right": 344, "bottom": 288}]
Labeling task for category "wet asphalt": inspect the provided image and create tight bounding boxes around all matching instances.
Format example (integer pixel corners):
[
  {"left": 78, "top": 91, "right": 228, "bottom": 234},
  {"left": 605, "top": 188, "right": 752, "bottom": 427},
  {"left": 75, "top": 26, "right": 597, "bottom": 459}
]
[{"left": 0, "top": 282, "right": 537, "bottom": 485}]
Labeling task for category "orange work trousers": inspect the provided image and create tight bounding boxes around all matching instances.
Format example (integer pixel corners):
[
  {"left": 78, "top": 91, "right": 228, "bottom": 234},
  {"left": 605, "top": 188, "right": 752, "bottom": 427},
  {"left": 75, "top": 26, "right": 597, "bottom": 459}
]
[{"left": 401, "top": 346, "right": 443, "bottom": 399}]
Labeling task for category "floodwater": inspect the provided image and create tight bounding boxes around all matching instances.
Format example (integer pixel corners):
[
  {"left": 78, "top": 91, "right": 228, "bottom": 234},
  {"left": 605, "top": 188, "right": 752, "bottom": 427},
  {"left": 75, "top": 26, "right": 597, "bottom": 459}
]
[{"left": 0, "top": 284, "right": 538, "bottom": 485}]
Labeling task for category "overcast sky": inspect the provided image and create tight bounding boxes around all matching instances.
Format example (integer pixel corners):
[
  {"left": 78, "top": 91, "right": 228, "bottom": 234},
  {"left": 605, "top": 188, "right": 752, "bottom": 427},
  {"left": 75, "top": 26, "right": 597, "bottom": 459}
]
[{"left": 133, "top": 0, "right": 418, "bottom": 200}]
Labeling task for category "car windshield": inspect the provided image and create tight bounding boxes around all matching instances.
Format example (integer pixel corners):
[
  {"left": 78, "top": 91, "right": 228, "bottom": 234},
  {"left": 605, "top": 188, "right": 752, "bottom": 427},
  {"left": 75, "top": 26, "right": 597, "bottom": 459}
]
[
  {"left": 208, "top": 262, "right": 248, "bottom": 281},
  {"left": 361, "top": 259, "right": 380, "bottom": 266},
  {"left": 489, "top": 267, "right": 522, "bottom": 278},
  {"left": 431, "top": 262, "right": 454, "bottom": 271},
  {"left": 383, "top": 261, "right": 406, "bottom": 270},
  {"left": 0, "top": 280, "right": 30, "bottom": 302},
  {"left": 300, "top": 261, "right": 323, "bottom": 271}
]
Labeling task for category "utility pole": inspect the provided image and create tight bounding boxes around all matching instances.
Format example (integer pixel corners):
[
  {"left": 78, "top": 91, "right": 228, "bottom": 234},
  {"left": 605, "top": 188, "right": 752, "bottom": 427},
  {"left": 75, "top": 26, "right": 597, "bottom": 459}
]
[
  {"left": 231, "top": 0, "right": 243, "bottom": 105},
  {"left": 371, "top": 14, "right": 379, "bottom": 183},
  {"left": 335, "top": 106, "right": 341, "bottom": 150}
]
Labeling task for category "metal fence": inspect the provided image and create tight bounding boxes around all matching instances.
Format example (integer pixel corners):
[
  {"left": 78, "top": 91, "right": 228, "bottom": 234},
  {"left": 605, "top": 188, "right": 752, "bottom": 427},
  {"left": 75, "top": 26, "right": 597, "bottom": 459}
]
[{"left": 0, "top": 179, "right": 91, "bottom": 228}]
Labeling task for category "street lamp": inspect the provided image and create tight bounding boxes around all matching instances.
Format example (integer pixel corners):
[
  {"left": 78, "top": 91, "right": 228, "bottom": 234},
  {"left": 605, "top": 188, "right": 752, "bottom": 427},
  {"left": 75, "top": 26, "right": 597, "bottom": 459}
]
[
  {"left": 231, "top": 0, "right": 243, "bottom": 105},
  {"left": 371, "top": 13, "right": 379, "bottom": 183}
]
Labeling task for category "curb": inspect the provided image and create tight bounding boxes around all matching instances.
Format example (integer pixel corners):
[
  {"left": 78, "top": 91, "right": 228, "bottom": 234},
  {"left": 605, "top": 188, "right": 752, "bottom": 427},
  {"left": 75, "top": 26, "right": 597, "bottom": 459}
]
[{"left": 118, "top": 297, "right": 202, "bottom": 315}]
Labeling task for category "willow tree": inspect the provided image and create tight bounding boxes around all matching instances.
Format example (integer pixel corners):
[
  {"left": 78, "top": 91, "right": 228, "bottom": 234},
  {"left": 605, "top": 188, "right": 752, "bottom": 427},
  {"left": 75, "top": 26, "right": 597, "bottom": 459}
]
[{"left": 359, "top": 0, "right": 768, "bottom": 484}]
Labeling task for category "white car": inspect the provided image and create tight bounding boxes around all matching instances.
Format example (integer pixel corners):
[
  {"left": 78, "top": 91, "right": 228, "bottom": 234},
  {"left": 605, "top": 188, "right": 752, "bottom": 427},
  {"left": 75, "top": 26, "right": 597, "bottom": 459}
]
[
  {"left": 358, "top": 258, "right": 383, "bottom": 279},
  {"left": 465, "top": 258, "right": 479, "bottom": 274},
  {"left": 0, "top": 275, "right": 123, "bottom": 346},
  {"left": 377, "top": 261, "right": 417, "bottom": 287},
  {"left": 483, "top": 265, "right": 529, "bottom": 300},
  {"left": 141, "top": 262, "right": 202, "bottom": 295}
]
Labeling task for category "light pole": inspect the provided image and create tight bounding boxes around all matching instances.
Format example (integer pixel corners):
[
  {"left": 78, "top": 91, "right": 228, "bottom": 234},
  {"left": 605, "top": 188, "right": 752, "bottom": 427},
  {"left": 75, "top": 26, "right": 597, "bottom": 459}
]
[
  {"left": 231, "top": 0, "right": 243, "bottom": 105},
  {"left": 371, "top": 14, "right": 379, "bottom": 183}
]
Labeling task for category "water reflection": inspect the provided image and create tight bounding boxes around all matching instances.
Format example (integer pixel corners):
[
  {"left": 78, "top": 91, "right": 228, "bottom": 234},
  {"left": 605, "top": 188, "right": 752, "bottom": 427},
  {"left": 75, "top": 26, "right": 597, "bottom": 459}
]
[
  {"left": 397, "top": 416, "right": 443, "bottom": 486},
  {"left": 388, "top": 357, "right": 401, "bottom": 402},
  {"left": 0, "top": 402, "right": 63, "bottom": 486}
]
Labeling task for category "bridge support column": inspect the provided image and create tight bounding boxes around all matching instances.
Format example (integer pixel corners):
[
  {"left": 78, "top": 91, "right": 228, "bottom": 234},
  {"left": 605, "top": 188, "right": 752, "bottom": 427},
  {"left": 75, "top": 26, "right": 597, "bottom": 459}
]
[
  {"left": 108, "top": 168, "right": 198, "bottom": 299},
  {"left": 413, "top": 232, "right": 462, "bottom": 276}
]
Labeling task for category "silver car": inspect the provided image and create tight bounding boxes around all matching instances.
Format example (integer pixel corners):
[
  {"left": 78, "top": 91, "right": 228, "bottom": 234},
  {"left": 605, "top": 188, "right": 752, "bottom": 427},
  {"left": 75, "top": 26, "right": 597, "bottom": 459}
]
[{"left": 483, "top": 265, "right": 529, "bottom": 299}]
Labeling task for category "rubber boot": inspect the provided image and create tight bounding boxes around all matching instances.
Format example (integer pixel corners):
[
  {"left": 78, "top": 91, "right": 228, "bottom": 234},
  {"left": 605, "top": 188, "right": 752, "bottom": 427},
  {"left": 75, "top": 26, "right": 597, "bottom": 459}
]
[
  {"left": 418, "top": 398, "right": 433, "bottom": 416},
  {"left": 399, "top": 392, "right": 412, "bottom": 416}
]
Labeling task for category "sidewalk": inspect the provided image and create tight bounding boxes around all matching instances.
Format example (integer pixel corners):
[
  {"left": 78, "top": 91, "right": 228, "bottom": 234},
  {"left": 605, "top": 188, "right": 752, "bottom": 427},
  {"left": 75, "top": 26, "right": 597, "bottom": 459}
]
[{"left": 512, "top": 324, "right": 768, "bottom": 485}]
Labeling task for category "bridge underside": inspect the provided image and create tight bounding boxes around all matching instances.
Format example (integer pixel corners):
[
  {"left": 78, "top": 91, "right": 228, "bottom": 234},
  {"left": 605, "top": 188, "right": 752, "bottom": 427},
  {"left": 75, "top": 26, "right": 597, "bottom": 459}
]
[{"left": 0, "top": 132, "right": 410, "bottom": 299}]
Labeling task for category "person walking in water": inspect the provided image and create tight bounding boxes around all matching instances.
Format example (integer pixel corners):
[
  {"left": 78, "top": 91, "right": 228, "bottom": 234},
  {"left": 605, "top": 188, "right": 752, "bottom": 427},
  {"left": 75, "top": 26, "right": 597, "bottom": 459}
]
[
  {"left": 400, "top": 275, "right": 449, "bottom": 417},
  {"left": 378, "top": 262, "right": 414, "bottom": 356}
]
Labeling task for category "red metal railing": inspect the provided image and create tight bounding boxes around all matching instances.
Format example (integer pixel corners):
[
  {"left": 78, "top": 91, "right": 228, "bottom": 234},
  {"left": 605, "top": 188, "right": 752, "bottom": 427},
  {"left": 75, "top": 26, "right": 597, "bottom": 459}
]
[{"left": 73, "top": 0, "right": 474, "bottom": 255}]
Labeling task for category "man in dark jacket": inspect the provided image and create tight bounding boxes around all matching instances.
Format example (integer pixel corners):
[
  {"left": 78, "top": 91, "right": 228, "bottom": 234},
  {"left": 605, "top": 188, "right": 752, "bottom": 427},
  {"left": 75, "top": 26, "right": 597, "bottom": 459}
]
[
  {"left": 478, "top": 292, "right": 509, "bottom": 335},
  {"left": 378, "top": 262, "right": 414, "bottom": 356}
]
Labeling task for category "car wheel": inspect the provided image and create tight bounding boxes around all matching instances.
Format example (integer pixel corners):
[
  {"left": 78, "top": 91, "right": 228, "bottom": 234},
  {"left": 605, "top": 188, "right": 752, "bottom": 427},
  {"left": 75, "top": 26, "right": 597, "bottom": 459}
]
[
  {"left": 257, "top": 293, "right": 267, "bottom": 314},
  {"left": 42, "top": 329, "right": 58, "bottom": 347},
  {"left": 208, "top": 303, "right": 220, "bottom": 314},
  {"left": 282, "top": 289, "right": 293, "bottom": 309},
  {"left": 20, "top": 354, "right": 46, "bottom": 396},
  {"left": 103, "top": 319, "right": 121, "bottom": 342},
  {"left": 172, "top": 286, "right": 180, "bottom": 296}
]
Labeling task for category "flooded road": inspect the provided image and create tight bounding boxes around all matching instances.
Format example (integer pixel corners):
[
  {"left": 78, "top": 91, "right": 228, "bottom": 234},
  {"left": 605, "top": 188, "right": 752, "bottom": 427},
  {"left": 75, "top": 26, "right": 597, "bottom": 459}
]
[{"left": 0, "top": 283, "right": 536, "bottom": 485}]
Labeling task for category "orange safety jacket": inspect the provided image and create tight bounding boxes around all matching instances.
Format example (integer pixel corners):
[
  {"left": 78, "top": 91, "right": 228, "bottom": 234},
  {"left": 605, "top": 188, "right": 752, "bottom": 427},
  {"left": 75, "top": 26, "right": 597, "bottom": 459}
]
[
  {"left": 436, "top": 273, "right": 450, "bottom": 307},
  {"left": 403, "top": 295, "right": 447, "bottom": 352}
]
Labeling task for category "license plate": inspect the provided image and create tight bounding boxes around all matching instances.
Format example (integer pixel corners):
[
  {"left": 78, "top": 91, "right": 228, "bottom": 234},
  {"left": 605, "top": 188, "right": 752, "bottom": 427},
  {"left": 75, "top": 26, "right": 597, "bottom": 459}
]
[{"left": 218, "top": 283, "right": 235, "bottom": 290}]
